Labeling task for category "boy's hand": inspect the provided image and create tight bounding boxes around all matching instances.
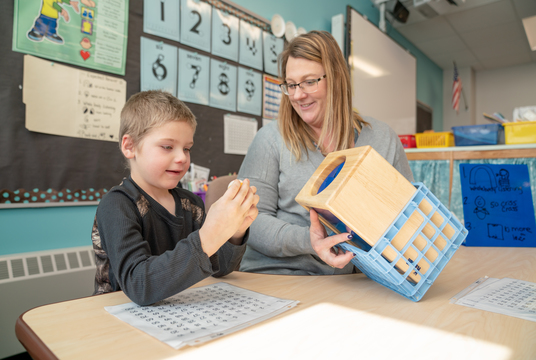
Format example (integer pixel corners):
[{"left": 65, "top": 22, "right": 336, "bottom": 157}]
[{"left": 199, "top": 179, "right": 259, "bottom": 256}]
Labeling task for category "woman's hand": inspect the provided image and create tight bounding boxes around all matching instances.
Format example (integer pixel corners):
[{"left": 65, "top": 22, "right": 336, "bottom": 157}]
[{"left": 309, "top": 209, "right": 355, "bottom": 269}]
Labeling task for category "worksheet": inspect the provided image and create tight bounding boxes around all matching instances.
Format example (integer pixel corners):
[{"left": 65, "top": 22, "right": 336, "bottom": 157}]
[
  {"left": 454, "top": 277, "right": 536, "bottom": 322},
  {"left": 105, "top": 282, "right": 299, "bottom": 349}
]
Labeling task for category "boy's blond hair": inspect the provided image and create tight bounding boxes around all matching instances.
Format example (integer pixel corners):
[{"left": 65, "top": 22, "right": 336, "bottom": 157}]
[{"left": 119, "top": 90, "right": 197, "bottom": 148}]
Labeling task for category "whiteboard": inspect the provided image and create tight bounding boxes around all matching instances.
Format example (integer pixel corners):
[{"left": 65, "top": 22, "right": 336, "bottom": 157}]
[{"left": 348, "top": 8, "right": 416, "bottom": 135}]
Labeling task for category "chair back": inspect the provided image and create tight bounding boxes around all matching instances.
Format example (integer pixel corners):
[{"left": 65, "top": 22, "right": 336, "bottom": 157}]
[{"left": 204, "top": 175, "right": 238, "bottom": 211}]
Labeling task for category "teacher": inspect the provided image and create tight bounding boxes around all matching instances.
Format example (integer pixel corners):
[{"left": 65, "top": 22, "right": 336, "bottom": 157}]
[{"left": 238, "top": 31, "right": 414, "bottom": 275}]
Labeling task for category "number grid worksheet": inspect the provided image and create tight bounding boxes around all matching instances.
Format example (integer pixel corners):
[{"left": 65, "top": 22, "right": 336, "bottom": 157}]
[{"left": 105, "top": 282, "right": 299, "bottom": 349}]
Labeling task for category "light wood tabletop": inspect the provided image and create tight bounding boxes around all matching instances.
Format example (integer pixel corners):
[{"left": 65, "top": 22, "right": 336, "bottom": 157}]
[{"left": 16, "top": 246, "right": 536, "bottom": 360}]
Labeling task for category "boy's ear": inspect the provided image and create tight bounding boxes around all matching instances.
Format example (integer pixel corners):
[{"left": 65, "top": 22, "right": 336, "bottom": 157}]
[{"left": 121, "top": 135, "right": 136, "bottom": 159}]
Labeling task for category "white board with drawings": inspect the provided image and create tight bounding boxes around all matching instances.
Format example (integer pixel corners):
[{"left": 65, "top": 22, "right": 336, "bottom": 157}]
[{"left": 348, "top": 8, "right": 416, "bottom": 135}]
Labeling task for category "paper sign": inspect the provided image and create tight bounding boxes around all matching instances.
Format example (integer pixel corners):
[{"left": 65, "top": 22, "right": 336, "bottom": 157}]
[
  {"left": 224, "top": 114, "right": 257, "bottom": 155},
  {"left": 180, "top": 0, "right": 212, "bottom": 52},
  {"left": 262, "top": 74, "right": 282, "bottom": 120},
  {"left": 237, "top": 67, "right": 262, "bottom": 116},
  {"left": 23, "top": 55, "right": 126, "bottom": 142},
  {"left": 263, "top": 32, "right": 284, "bottom": 76},
  {"left": 143, "top": 0, "right": 180, "bottom": 41},
  {"left": 211, "top": 9, "right": 239, "bottom": 62},
  {"left": 238, "top": 19, "right": 263, "bottom": 71},
  {"left": 460, "top": 163, "right": 536, "bottom": 247},
  {"left": 178, "top": 49, "right": 210, "bottom": 105},
  {"left": 140, "top": 37, "right": 178, "bottom": 96},
  {"left": 209, "top": 59, "right": 237, "bottom": 111}
]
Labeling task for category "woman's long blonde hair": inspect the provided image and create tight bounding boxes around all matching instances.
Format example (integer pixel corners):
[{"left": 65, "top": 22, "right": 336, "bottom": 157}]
[{"left": 278, "top": 30, "right": 367, "bottom": 161}]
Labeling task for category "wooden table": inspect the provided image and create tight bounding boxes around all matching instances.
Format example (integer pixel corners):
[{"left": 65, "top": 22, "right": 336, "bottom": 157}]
[{"left": 16, "top": 247, "right": 536, "bottom": 360}]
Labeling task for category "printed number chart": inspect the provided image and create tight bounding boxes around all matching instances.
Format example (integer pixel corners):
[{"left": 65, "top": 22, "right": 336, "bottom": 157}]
[
  {"left": 453, "top": 277, "right": 536, "bottom": 322},
  {"left": 105, "top": 282, "right": 299, "bottom": 349}
]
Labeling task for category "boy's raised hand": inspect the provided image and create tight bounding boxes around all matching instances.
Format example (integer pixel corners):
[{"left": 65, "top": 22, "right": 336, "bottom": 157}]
[{"left": 199, "top": 179, "right": 259, "bottom": 257}]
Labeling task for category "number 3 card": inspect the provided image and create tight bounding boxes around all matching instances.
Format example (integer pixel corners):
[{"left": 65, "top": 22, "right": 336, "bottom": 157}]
[
  {"left": 460, "top": 163, "right": 536, "bottom": 247},
  {"left": 211, "top": 9, "right": 239, "bottom": 62},
  {"left": 180, "top": 0, "right": 212, "bottom": 52}
]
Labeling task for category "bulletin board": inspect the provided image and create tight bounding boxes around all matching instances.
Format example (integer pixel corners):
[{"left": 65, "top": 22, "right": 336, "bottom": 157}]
[
  {"left": 346, "top": 6, "right": 416, "bottom": 135},
  {"left": 0, "top": 0, "right": 274, "bottom": 207}
]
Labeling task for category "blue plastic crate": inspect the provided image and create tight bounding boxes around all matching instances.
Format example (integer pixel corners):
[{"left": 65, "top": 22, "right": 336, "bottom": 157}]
[
  {"left": 452, "top": 123, "right": 504, "bottom": 146},
  {"left": 337, "top": 183, "right": 468, "bottom": 301}
]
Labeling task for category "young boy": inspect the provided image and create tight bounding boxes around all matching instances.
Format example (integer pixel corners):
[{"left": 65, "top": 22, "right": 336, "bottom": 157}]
[{"left": 92, "top": 90, "right": 259, "bottom": 306}]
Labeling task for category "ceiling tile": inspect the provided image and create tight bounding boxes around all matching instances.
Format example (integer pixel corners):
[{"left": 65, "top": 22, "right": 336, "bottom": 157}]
[
  {"left": 446, "top": 0, "right": 517, "bottom": 33},
  {"left": 395, "top": 17, "right": 456, "bottom": 43},
  {"left": 480, "top": 55, "right": 533, "bottom": 69},
  {"left": 430, "top": 49, "right": 482, "bottom": 69},
  {"left": 460, "top": 21, "right": 526, "bottom": 48},
  {"left": 472, "top": 38, "right": 532, "bottom": 60},
  {"left": 513, "top": 0, "right": 536, "bottom": 18},
  {"left": 417, "top": 35, "right": 468, "bottom": 56}
]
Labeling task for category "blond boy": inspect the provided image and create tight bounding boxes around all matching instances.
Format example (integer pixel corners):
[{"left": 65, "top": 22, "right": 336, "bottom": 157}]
[{"left": 92, "top": 90, "right": 258, "bottom": 305}]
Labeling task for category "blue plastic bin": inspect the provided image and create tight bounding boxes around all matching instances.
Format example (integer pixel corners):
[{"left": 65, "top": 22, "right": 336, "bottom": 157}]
[
  {"left": 452, "top": 123, "right": 504, "bottom": 146},
  {"left": 337, "top": 183, "right": 468, "bottom": 301}
]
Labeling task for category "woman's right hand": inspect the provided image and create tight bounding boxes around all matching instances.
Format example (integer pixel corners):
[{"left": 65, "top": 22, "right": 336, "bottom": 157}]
[{"left": 309, "top": 209, "right": 355, "bottom": 269}]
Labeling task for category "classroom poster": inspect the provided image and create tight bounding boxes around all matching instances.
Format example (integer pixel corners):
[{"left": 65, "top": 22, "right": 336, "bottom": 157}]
[
  {"left": 237, "top": 67, "right": 262, "bottom": 116},
  {"left": 13, "top": 0, "right": 129, "bottom": 75},
  {"left": 178, "top": 49, "right": 210, "bottom": 105},
  {"left": 143, "top": 0, "right": 180, "bottom": 42},
  {"left": 262, "top": 74, "right": 282, "bottom": 120},
  {"left": 460, "top": 163, "right": 536, "bottom": 247},
  {"left": 211, "top": 8, "right": 239, "bottom": 62},
  {"left": 263, "top": 31, "right": 284, "bottom": 76},
  {"left": 180, "top": 0, "right": 212, "bottom": 53},
  {"left": 140, "top": 37, "right": 178, "bottom": 96},
  {"left": 23, "top": 55, "right": 126, "bottom": 142},
  {"left": 239, "top": 19, "right": 263, "bottom": 71},
  {"left": 209, "top": 59, "right": 237, "bottom": 111}
]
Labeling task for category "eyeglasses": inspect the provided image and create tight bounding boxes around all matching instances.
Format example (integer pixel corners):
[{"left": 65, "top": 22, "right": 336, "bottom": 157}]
[{"left": 279, "top": 75, "right": 326, "bottom": 96}]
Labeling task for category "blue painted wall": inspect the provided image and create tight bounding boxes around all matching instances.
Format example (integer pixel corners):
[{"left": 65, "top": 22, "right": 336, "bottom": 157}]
[{"left": 0, "top": 0, "right": 443, "bottom": 256}]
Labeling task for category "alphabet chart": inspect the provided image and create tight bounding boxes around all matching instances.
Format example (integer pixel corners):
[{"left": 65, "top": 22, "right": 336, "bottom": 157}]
[
  {"left": 105, "top": 282, "right": 299, "bottom": 349},
  {"left": 453, "top": 277, "right": 536, "bottom": 322}
]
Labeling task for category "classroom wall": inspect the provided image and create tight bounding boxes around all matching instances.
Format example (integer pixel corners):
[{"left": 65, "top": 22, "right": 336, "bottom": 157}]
[
  {"left": 476, "top": 62, "right": 536, "bottom": 124},
  {"left": 0, "top": 0, "right": 443, "bottom": 258},
  {"left": 442, "top": 62, "right": 536, "bottom": 131}
]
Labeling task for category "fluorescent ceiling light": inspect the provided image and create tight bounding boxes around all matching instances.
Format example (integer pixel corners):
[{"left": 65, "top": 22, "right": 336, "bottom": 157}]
[{"left": 522, "top": 15, "right": 536, "bottom": 51}]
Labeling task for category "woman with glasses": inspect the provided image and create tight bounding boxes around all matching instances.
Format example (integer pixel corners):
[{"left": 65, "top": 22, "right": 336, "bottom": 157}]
[{"left": 237, "top": 30, "right": 413, "bottom": 275}]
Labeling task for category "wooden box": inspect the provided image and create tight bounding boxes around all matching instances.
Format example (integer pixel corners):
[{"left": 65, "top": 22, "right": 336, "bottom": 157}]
[{"left": 295, "top": 146, "right": 416, "bottom": 246}]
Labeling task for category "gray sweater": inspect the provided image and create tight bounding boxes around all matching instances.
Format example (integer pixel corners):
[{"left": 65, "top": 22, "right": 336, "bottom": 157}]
[{"left": 237, "top": 117, "right": 414, "bottom": 275}]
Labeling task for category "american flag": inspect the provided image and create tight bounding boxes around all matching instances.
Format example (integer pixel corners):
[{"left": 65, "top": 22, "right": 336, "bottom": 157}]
[{"left": 452, "top": 63, "right": 462, "bottom": 113}]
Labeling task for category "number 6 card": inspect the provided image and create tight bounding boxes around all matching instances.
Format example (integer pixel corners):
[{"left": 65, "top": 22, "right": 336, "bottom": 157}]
[{"left": 180, "top": 0, "right": 212, "bottom": 52}]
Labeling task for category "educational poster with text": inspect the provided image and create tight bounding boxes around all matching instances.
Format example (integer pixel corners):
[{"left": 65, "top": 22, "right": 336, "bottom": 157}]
[
  {"left": 262, "top": 74, "right": 282, "bottom": 120},
  {"left": 263, "top": 32, "right": 284, "bottom": 76},
  {"left": 140, "top": 37, "right": 178, "bottom": 96},
  {"left": 180, "top": 0, "right": 212, "bottom": 53},
  {"left": 23, "top": 55, "right": 126, "bottom": 142},
  {"left": 460, "top": 163, "right": 536, "bottom": 247},
  {"left": 178, "top": 49, "right": 210, "bottom": 105},
  {"left": 209, "top": 59, "right": 237, "bottom": 111},
  {"left": 143, "top": 0, "right": 180, "bottom": 42},
  {"left": 238, "top": 19, "right": 262, "bottom": 71},
  {"left": 13, "top": 0, "right": 129, "bottom": 75},
  {"left": 237, "top": 67, "right": 262, "bottom": 116},
  {"left": 211, "top": 9, "right": 239, "bottom": 62}
]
